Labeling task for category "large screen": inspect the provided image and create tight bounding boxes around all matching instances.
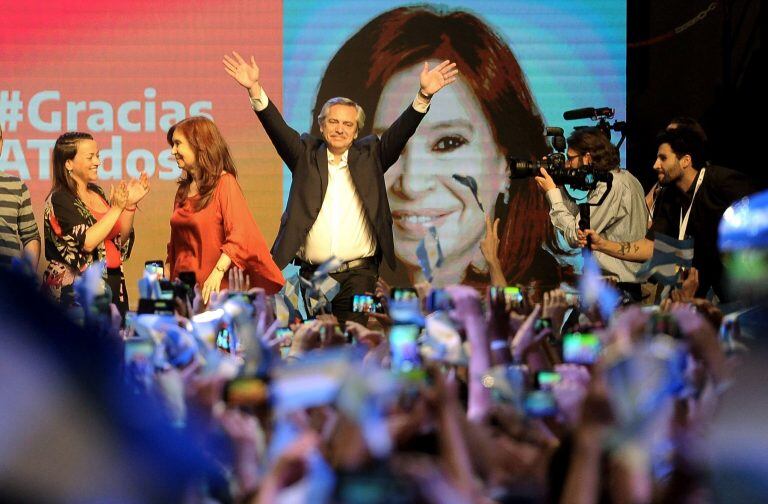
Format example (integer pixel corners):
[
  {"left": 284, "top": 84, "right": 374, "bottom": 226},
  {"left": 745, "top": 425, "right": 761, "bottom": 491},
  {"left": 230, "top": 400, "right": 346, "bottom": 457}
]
[{"left": 1, "top": 0, "right": 625, "bottom": 301}]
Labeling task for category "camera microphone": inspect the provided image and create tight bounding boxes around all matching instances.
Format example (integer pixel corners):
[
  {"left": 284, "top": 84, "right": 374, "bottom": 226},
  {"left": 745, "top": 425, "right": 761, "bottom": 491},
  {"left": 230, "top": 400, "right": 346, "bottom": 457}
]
[{"left": 563, "top": 107, "right": 614, "bottom": 121}]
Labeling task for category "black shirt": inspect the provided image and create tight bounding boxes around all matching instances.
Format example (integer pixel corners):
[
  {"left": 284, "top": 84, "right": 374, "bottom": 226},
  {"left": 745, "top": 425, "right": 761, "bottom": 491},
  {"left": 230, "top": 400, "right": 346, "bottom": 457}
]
[{"left": 649, "top": 165, "right": 755, "bottom": 301}]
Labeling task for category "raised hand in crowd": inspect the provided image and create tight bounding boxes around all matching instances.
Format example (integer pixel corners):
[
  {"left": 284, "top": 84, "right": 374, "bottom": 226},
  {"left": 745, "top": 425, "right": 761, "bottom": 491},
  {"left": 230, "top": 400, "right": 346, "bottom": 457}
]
[
  {"left": 228, "top": 266, "right": 251, "bottom": 292},
  {"left": 552, "top": 379, "right": 588, "bottom": 429},
  {"left": 487, "top": 285, "right": 514, "bottom": 365},
  {"left": 542, "top": 288, "right": 569, "bottom": 339},
  {"left": 256, "top": 431, "right": 321, "bottom": 504},
  {"left": 480, "top": 215, "right": 506, "bottom": 286},
  {"left": 286, "top": 320, "right": 322, "bottom": 359},
  {"left": 510, "top": 304, "right": 543, "bottom": 362},
  {"left": 446, "top": 285, "right": 490, "bottom": 422},
  {"left": 670, "top": 266, "right": 700, "bottom": 302},
  {"left": 344, "top": 320, "right": 384, "bottom": 349},
  {"left": 554, "top": 363, "right": 592, "bottom": 387},
  {"left": 219, "top": 408, "right": 265, "bottom": 499},
  {"left": 319, "top": 320, "right": 346, "bottom": 348}
]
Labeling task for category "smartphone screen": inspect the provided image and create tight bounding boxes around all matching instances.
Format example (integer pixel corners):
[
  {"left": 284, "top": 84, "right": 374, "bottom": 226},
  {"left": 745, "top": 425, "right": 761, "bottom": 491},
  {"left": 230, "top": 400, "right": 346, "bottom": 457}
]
[
  {"left": 534, "top": 317, "right": 552, "bottom": 332},
  {"left": 144, "top": 260, "right": 164, "bottom": 278},
  {"left": 153, "top": 299, "right": 174, "bottom": 315},
  {"left": 563, "top": 332, "right": 601, "bottom": 364},
  {"left": 489, "top": 285, "right": 523, "bottom": 310},
  {"left": 124, "top": 337, "right": 154, "bottom": 363},
  {"left": 502, "top": 286, "right": 523, "bottom": 306},
  {"left": 275, "top": 327, "right": 293, "bottom": 340},
  {"left": 352, "top": 294, "right": 380, "bottom": 313},
  {"left": 124, "top": 311, "right": 137, "bottom": 336},
  {"left": 524, "top": 390, "right": 557, "bottom": 417},
  {"left": 158, "top": 279, "right": 175, "bottom": 300},
  {"left": 389, "top": 324, "right": 422, "bottom": 376},
  {"left": 564, "top": 292, "right": 580, "bottom": 307},
  {"left": 391, "top": 287, "right": 418, "bottom": 302},
  {"left": 426, "top": 289, "right": 452, "bottom": 312},
  {"left": 216, "top": 325, "right": 236, "bottom": 353},
  {"left": 536, "top": 371, "right": 562, "bottom": 389},
  {"left": 223, "top": 377, "right": 269, "bottom": 407}
]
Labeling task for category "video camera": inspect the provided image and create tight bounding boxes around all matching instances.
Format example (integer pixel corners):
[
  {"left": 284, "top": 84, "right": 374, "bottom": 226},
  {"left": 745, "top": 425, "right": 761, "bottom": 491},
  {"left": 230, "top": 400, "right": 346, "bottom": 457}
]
[{"left": 508, "top": 126, "right": 612, "bottom": 191}]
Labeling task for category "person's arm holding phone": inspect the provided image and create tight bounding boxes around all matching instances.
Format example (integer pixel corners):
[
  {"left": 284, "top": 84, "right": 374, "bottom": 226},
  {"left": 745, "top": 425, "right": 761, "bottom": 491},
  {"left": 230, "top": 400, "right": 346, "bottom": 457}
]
[
  {"left": 542, "top": 289, "right": 569, "bottom": 339},
  {"left": 561, "top": 370, "right": 614, "bottom": 504},
  {"left": 218, "top": 408, "right": 265, "bottom": 499},
  {"left": 487, "top": 286, "right": 513, "bottom": 366},
  {"left": 427, "top": 367, "right": 477, "bottom": 501},
  {"left": 446, "top": 285, "right": 490, "bottom": 423}
]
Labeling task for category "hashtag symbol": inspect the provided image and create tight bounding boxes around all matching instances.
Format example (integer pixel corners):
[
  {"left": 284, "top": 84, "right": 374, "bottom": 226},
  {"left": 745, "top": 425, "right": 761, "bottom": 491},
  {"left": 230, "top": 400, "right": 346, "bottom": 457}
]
[{"left": 0, "top": 90, "right": 24, "bottom": 132}]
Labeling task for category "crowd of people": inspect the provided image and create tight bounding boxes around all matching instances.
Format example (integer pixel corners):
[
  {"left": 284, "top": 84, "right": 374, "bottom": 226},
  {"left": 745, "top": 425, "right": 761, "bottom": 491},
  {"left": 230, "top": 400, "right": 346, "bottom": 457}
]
[{"left": 1, "top": 238, "right": 762, "bottom": 502}]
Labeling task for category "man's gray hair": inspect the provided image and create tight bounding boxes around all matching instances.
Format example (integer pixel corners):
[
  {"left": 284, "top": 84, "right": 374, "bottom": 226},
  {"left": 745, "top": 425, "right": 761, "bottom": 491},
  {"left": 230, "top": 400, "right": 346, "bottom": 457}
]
[{"left": 317, "top": 97, "right": 366, "bottom": 131}]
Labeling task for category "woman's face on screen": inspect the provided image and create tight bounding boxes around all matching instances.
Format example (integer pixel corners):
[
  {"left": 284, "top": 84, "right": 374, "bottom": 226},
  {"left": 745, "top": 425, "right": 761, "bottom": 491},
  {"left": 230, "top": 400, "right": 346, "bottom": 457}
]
[{"left": 373, "top": 63, "right": 508, "bottom": 281}]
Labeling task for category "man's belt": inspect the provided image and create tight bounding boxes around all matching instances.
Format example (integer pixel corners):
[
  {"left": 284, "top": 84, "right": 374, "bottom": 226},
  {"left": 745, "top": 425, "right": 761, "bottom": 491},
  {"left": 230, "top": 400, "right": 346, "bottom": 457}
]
[{"left": 295, "top": 256, "right": 377, "bottom": 275}]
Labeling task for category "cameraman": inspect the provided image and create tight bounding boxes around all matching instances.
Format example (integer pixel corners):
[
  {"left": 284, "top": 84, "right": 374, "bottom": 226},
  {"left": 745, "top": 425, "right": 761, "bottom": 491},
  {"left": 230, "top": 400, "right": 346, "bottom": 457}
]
[{"left": 535, "top": 127, "right": 648, "bottom": 300}]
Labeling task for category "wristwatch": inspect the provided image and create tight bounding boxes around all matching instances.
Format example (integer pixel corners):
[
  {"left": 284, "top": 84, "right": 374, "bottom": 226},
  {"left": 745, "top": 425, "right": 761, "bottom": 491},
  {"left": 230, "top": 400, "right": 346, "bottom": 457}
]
[{"left": 215, "top": 265, "right": 227, "bottom": 273}]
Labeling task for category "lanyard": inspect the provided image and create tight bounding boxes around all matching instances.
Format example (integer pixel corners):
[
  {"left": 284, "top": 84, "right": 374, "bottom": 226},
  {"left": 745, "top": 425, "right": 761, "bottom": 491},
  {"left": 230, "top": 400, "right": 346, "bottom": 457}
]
[{"left": 678, "top": 168, "right": 705, "bottom": 240}]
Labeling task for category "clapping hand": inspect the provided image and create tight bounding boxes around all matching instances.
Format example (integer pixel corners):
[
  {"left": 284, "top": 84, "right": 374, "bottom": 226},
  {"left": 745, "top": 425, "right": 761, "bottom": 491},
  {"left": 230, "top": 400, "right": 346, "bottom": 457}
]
[
  {"left": 419, "top": 60, "right": 459, "bottom": 97},
  {"left": 109, "top": 181, "right": 129, "bottom": 209},
  {"left": 126, "top": 172, "right": 150, "bottom": 207}
]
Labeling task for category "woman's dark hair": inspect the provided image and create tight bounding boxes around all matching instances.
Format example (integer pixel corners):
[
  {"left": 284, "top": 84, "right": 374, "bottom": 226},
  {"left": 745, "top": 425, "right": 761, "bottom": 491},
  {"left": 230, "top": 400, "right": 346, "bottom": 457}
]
[
  {"left": 167, "top": 116, "right": 238, "bottom": 210},
  {"left": 566, "top": 127, "right": 620, "bottom": 172},
  {"left": 311, "top": 5, "right": 560, "bottom": 284},
  {"left": 50, "top": 131, "right": 94, "bottom": 197}
]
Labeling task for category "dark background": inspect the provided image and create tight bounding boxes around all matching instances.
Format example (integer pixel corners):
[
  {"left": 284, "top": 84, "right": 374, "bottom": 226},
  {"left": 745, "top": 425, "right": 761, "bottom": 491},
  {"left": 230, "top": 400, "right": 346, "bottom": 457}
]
[{"left": 626, "top": 0, "right": 763, "bottom": 190}]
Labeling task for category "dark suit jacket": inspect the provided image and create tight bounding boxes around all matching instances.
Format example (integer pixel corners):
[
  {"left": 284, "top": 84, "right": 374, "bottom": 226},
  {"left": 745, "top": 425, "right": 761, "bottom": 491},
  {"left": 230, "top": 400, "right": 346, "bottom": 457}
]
[{"left": 255, "top": 100, "right": 426, "bottom": 269}]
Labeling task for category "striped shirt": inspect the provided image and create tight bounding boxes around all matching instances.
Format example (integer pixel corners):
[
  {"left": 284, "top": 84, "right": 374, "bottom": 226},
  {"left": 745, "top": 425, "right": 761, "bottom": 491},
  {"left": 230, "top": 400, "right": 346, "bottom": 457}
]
[{"left": 0, "top": 173, "right": 39, "bottom": 265}]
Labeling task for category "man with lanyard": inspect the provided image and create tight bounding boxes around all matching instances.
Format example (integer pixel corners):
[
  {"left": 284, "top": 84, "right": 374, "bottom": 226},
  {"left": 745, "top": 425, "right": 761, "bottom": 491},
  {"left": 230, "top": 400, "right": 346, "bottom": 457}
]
[
  {"left": 645, "top": 116, "right": 709, "bottom": 223},
  {"left": 581, "top": 127, "right": 754, "bottom": 301}
]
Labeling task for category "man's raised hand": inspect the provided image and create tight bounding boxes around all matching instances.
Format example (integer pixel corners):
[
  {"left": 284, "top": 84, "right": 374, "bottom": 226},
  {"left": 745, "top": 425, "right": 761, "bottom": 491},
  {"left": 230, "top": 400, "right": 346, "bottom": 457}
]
[
  {"left": 419, "top": 60, "right": 459, "bottom": 97},
  {"left": 223, "top": 51, "right": 261, "bottom": 94}
]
